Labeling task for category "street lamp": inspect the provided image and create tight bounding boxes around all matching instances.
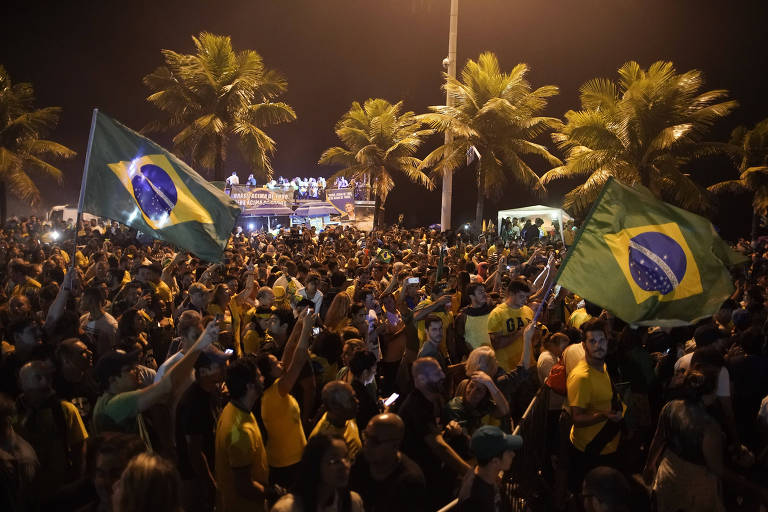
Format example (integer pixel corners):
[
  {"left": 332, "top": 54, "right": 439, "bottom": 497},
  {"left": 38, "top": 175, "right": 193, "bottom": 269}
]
[{"left": 440, "top": 0, "right": 458, "bottom": 232}]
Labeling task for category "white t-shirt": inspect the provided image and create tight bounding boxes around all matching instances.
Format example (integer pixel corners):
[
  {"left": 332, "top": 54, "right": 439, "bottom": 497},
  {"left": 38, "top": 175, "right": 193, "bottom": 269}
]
[
  {"left": 537, "top": 350, "right": 564, "bottom": 410},
  {"left": 297, "top": 287, "right": 323, "bottom": 312},
  {"left": 674, "top": 352, "right": 731, "bottom": 397}
]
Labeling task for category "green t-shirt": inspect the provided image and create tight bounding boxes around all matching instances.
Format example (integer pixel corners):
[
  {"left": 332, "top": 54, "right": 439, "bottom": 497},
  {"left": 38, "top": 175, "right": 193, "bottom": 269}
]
[{"left": 92, "top": 390, "right": 141, "bottom": 434}]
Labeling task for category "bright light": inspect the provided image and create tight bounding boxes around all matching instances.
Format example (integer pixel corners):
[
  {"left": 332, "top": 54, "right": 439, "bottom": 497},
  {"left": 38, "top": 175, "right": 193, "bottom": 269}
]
[
  {"left": 51, "top": 231, "right": 60, "bottom": 240},
  {"left": 248, "top": 223, "right": 255, "bottom": 231},
  {"left": 464, "top": 223, "right": 470, "bottom": 230}
]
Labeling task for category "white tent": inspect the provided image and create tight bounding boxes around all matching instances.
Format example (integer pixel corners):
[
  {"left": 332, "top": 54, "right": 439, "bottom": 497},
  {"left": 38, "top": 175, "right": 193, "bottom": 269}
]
[{"left": 497, "top": 205, "right": 573, "bottom": 243}]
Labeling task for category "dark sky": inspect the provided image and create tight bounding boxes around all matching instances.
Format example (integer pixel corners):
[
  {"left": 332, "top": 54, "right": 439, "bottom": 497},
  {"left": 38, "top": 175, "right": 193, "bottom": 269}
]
[{"left": 3, "top": 0, "right": 768, "bottom": 228}]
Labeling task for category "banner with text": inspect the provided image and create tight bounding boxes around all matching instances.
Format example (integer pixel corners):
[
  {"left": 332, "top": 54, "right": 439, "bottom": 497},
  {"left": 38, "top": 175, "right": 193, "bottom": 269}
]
[{"left": 228, "top": 185, "right": 293, "bottom": 213}]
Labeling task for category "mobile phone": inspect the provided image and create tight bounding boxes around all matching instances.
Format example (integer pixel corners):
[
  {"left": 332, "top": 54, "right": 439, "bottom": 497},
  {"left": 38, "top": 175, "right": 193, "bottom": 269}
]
[
  {"left": 407, "top": 277, "right": 420, "bottom": 285},
  {"left": 224, "top": 349, "right": 234, "bottom": 356},
  {"left": 312, "top": 327, "right": 321, "bottom": 336},
  {"left": 383, "top": 393, "right": 399, "bottom": 407}
]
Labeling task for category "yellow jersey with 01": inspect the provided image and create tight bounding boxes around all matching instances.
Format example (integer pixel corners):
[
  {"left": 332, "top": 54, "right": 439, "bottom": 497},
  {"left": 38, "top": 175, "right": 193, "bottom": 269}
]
[{"left": 487, "top": 302, "right": 534, "bottom": 370}]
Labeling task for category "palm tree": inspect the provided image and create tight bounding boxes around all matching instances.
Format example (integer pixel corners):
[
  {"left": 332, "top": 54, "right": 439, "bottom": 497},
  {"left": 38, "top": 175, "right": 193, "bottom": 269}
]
[
  {"left": 418, "top": 52, "right": 562, "bottom": 230},
  {"left": 319, "top": 99, "right": 433, "bottom": 227},
  {"left": 709, "top": 118, "right": 768, "bottom": 240},
  {"left": 541, "top": 60, "right": 738, "bottom": 216},
  {"left": 0, "top": 66, "right": 75, "bottom": 224},
  {"left": 143, "top": 32, "right": 296, "bottom": 182}
]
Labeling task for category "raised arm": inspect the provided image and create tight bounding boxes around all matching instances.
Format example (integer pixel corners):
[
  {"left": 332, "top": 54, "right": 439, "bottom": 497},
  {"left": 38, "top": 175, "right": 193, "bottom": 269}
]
[{"left": 277, "top": 312, "right": 316, "bottom": 396}]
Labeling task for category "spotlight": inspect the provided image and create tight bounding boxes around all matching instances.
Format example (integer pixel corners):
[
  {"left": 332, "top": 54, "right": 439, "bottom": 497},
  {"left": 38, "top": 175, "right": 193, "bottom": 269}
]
[
  {"left": 51, "top": 231, "right": 60, "bottom": 240},
  {"left": 248, "top": 223, "right": 255, "bottom": 231}
]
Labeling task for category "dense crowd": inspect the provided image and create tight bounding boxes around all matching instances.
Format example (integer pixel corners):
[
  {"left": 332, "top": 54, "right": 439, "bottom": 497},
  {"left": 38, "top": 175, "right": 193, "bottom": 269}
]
[{"left": 1, "top": 214, "right": 767, "bottom": 512}]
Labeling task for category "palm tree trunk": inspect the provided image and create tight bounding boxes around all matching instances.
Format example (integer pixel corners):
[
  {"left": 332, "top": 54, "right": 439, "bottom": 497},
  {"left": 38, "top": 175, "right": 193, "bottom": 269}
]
[
  {"left": 214, "top": 135, "right": 224, "bottom": 182},
  {"left": 752, "top": 208, "right": 760, "bottom": 244},
  {"left": 0, "top": 180, "right": 6, "bottom": 226},
  {"left": 475, "top": 164, "right": 485, "bottom": 232},
  {"left": 374, "top": 194, "right": 385, "bottom": 228}
]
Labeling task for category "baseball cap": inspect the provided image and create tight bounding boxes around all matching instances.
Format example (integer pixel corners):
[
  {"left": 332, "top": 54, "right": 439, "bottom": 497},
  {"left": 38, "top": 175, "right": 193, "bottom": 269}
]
[
  {"left": 95, "top": 349, "right": 140, "bottom": 387},
  {"left": 194, "top": 346, "right": 233, "bottom": 370},
  {"left": 471, "top": 425, "right": 523, "bottom": 460}
]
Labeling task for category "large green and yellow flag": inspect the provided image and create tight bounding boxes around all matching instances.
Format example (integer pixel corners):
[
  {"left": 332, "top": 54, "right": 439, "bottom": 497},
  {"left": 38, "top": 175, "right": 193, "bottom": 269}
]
[
  {"left": 556, "top": 178, "right": 746, "bottom": 326},
  {"left": 81, "top": 110, "right": 240, "bottom": 261}
]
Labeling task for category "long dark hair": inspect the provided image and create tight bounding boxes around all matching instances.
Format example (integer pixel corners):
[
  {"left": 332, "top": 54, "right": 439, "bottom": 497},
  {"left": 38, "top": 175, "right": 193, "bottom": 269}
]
[{"left": 292, "top": 434, "right": 351, "bottom": 512}]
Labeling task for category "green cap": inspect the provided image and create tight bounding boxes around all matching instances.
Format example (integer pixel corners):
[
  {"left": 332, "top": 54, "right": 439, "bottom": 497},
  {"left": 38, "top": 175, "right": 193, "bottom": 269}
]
[{"left": 471, "top": 425, "right": 523, "bottom": 460}]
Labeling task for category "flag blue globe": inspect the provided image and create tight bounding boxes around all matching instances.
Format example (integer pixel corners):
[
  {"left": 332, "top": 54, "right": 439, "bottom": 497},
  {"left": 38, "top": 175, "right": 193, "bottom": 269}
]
[
  {"left": 131, "top": 164, "right": 178, "bottom": 221},
  {"left": 628, "top": 232, "right": 687, "bottom": 294}
]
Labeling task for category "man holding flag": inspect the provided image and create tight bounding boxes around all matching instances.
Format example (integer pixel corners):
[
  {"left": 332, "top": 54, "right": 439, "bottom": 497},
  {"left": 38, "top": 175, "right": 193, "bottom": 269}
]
[{"left": 78, "top": 109, "right": 240, "bottom": 262}]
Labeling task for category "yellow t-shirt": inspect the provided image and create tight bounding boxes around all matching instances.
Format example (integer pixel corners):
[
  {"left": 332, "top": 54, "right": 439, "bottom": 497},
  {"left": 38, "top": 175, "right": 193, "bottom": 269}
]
[
  {"left": 308, "top": 412, "right": 361, "bottom": 462},
  {"left": 242, "top": 329, "right": 265, "bottom": 355},
  {"left": 487, "top": 302, "right": 534, "bottom": 370},
  {"left": 145, "top": 279, "right": 173, "bottom": 303},
  {"left": 568, "top": 308, "right": 591, "bottom": 329},
  {"left": 567, "top": 360, "right": 624, "bottom": 454},
  {"left": 215, "top": 402, "right": 269, "bottom": 512},
  {"left": 261, "top": 379, "right": 307, "bottom": 468},
  {"left": 14, "top": 400, "right": 88, "bottom": 497},
  {"left": 11, "top": 276, "right": 41, "bottom": 297},
  {"left": 415, "top": 298, "right": 452, "bottom": 356}
]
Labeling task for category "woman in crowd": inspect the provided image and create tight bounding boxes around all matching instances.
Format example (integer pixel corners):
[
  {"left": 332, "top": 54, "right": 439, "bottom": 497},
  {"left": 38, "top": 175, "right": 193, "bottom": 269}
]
[
  {"left": 644, "top": 369, "right": 768, "bottom": 511},
  {"left": 112, "top": 452, "right": 182, "bottom": 512},
  {"left": 271, "top": 434, "right": 363, "bottom": 512}
]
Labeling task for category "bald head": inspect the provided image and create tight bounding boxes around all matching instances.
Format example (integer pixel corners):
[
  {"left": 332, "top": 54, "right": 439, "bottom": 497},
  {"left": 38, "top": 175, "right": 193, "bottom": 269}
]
[
  {"left": 366, "top": 413, "right": 405, "bottom": 441},
  {"left": 19, "top": 360, "right": 53, "bottom": 394},
  {"left": 322, "top": 380, "right": 355, "bottom": 408}
]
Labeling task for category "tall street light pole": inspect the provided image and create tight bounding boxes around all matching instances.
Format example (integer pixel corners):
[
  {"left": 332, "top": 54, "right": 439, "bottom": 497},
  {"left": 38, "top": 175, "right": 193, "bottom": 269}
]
[{"left": 440, "top": 0, "right": 458, "bottom": 232}]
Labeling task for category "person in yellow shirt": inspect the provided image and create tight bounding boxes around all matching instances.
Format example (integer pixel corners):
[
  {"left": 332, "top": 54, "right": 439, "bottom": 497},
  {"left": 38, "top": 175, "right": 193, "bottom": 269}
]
[
  {"left": 566, "top": 318, "right": 625, "bottom": 493},
  {"left": 308, "top": 381, "right": 362, "bottom": 462},
  {"left": 6, "top": 259, "right": 41, "bottom": 297},
  {"left": 257, "top": 311, "right": 315, "bottom": 488},
  {"left": 136, "top": 261, "right": 174, "bottom": 303},
  {"left": 487, "top": 280, "right": 534, "bottom": 371},
  {"left": 215, "top": 356, "right": 270, "bottom": 512}
]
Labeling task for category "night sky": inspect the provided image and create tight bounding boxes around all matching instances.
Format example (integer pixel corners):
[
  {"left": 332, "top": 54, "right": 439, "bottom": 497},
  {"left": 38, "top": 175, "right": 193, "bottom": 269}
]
[{"left": 3, "top": 0, "right": 768, "bottom": 232}]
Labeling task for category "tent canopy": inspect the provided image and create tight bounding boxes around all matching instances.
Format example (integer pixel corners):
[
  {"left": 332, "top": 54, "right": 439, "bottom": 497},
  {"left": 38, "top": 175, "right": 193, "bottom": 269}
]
[{"left": 497, "top": 205, "right": 573, "bottom": 234}]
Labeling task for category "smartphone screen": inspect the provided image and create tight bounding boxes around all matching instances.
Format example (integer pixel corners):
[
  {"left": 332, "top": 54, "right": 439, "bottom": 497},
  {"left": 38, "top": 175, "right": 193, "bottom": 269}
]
[
  {"left": 383, "top": 393, "right": 399, "bottom": 407},
  {"left": 312, "top": 327, "right": 321, "bottom": 336}
]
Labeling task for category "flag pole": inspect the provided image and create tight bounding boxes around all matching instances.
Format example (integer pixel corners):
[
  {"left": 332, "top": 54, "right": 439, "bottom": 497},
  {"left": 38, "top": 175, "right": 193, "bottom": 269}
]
[{"left": 70, "top": 108, "right": 99, "bottom": 269}]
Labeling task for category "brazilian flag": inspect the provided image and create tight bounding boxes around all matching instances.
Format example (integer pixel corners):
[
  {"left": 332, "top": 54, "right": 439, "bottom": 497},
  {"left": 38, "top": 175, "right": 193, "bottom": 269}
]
[
  {"left": 81, "top": 110, "right": 240, "bottom": 261},
  {"left": 556, "top": 178, "right": 746, "bottom": 326}
]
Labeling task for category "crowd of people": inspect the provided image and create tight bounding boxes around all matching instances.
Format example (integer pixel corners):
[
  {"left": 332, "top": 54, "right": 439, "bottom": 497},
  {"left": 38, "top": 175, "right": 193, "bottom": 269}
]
[{"left": 1, "top": 214, "right": 767, "bottom": 511}]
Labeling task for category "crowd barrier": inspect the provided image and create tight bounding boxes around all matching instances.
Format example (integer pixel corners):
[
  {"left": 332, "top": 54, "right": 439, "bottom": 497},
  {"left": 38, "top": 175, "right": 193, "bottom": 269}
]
[{"left": 436, "top": 386, "right": 551, "bottom": 512}]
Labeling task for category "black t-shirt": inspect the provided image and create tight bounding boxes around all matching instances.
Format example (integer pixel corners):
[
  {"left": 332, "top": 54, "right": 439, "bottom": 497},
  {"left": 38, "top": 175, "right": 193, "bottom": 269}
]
[
  {"left": 398, "top": 389, "right": 442, "bottom": 480},
  {"left": 349, "top": 453, "right": 426, "bottom": 512},
  {"left": 175, "top": 381, "right": 220, "bottom": 480},
  {"left": 351, "top": 379, "right": 380, "bottom": 431},
  {"left": 457, "top": 474, "right": 503, "bottom": 512},
  {"left": 53, "top": 372, "right": 100, "bottom": 425}
]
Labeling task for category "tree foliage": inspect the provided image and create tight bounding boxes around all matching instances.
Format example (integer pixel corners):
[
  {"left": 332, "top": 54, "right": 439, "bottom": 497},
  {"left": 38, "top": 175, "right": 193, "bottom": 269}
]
[
  {"left": 319, "top": 98, "right": 433, "bottom": 226},
  {"left": 0, "top": 65, "right": 75, "bottom": 221},
  {"left": 143, "top": 32, "right": 296, "bottom": 181},
  {"left": 541, "top": 60, "right": 738, "bottom": 216},
  {"left": 418, "top": 52, "right": 561, "bottom": 226}
]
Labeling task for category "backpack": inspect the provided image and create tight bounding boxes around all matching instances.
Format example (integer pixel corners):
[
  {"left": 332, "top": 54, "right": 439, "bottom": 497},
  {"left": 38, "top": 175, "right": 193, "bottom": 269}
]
[{"left": 545, "top": 356, "right": 568, "bottom": 396}]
